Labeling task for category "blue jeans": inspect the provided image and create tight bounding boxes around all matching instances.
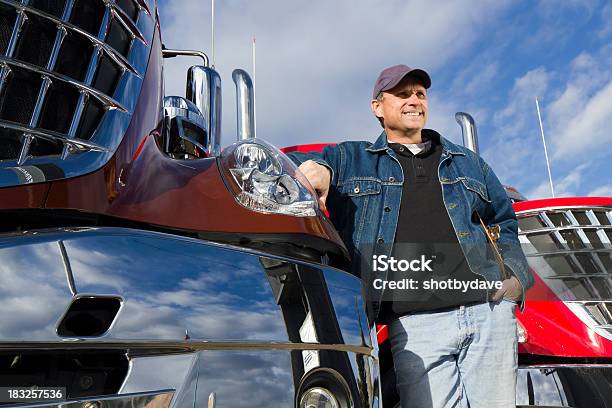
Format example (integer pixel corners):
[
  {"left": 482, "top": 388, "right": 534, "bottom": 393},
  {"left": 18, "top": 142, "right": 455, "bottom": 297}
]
[{"left": 389, "top": 300, "right": 518, "bottom": 408}]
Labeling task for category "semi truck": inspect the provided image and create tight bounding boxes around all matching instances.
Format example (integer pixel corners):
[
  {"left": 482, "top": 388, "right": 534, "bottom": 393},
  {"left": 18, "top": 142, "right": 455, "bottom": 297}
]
[{"left": 0, "top": 1, "right": 378, "bottom": 407}]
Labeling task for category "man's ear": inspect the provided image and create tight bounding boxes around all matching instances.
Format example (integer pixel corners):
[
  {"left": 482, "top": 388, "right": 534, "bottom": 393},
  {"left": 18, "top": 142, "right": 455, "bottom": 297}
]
[{"left": 371, "top": 98, "right": 383, "bottom": 119}]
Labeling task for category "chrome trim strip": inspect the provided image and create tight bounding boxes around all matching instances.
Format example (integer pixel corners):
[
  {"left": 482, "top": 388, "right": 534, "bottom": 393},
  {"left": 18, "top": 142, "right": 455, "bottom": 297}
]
[
  {"left": 0, "top": 120, "right": 110, "bottom": 152},
  {"left": 0, "top": 340, "right": 374, "bottom": 356},
  {"left": 66, "top": 91, "right": 87, "bottom": 139},
  {"left": 110, "top": 5, "right": 145, "bottom": 43},
  {"left": 61, "top": 0, "right": 74, "bottom": 21},
  {"left": 84, "top": 45, "right": 102, "bottom": 85},
  {"left": 4, "top": 8, "right": 26, "bottom": 58},
  {"left": 545, "top": 273, "right": 611, "bottom": 279},
  {"left": 0, "top": 56, "right": 127, "bottom": 111},
  {"left": 516, "top": 205, "right": 612, "bottom": 216},
  {"left": 525, "top": 248, "right": 612, "bottom": 257},
  {"left": 595, "top": 324, "right": 612, "bottom": 330},
  {"left": 519, "top": 224, "right": 612, "bottom": 236},
  {"left": 587, "top": 209, "right": 612, "bottom": 245},
  {"left": 58, "top": 240, "right": 77, "bottom": 296},
  {"left": 0, "top": 64, "right": 11, "bottom": 94},
  {"left": 97, "top": 3, "right": 111, "bottom": 40},
  {"left": 6, "top": 389, "right": 175, "bottom": 408},
  {"left": 0, "top": 0, "right": 139, "bottom": 76},
  {"left": 565, "top": 209, "right": 610, "bottom": 275},
  {"left": 46, "top": 26, "right": 67, "bottom": 70},
  {"left": 29, "top": 76, "right": 51, "bottom": 125},
  {"left": 519, "top": 364, "right": 612, "bottom": 369},
  {"left": 17, "top": 134, "right": 32, "bottom": 165}
]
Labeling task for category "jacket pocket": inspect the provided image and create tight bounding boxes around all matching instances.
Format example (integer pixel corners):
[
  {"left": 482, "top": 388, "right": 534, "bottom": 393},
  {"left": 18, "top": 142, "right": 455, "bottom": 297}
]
[
  {"left": 340, "top": 179, "right": 382, "bottom": 197},
  {"left": 459, "top": 177, "right": 491, "bottom": 203}
]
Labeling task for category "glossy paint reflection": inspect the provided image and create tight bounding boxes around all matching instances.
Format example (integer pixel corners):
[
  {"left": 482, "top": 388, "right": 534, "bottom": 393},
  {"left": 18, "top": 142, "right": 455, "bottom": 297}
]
[
  {"left": 516, "top": 366, "right": 612, "bottom": 407},
  {"left": 0, "top": 227, "right": 378, "bottom": 406},
  {"left": 0, "top": 227, "right": 369, "bottom": 344}
]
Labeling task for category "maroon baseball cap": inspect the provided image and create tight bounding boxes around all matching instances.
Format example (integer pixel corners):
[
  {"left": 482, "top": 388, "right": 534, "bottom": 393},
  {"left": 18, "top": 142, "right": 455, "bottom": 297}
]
[{"left": 372, "top": 64, "right": 431, "bottom": 99}]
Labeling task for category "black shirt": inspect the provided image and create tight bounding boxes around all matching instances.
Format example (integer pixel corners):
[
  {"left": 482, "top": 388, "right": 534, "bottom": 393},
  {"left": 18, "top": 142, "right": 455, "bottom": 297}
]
[{"left": 378, "top": 132, "right": 487, "bottom": 322}]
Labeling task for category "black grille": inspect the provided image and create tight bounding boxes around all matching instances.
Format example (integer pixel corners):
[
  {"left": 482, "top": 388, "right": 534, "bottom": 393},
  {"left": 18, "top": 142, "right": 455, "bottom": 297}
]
[
  {"left": 55, "top": 31, "right": 94, "bottom": 81},
  {"left": 14, "top": 14, "right": 57, "bottom": 67},
  {"left": 106, "top": 17, "right": 132, "bottom": 57},
  {"left": 69, "top": 0, "right": 106, "bottom": 36},
  {"left": 39, "top": 81, "right": 80, "bottom": 134},
  {"left": 28, "top": 135, "right": 63, "bottom": 157},
  {"left": 29, "top": 0, "right": 67, "bottom": 18},
  {"left": 0, "top": 0, "right": 141, "bottom": 164},
  {"left": 76, "top": 98, "right": 105, "bottom": 140},
  {"left": 92, "top": 53, "right": 122, "bottom": 96},
  {"left": 0, "top": 4, "right": 16, "bottom": 55},
  {"left": 0, "top": 68, "right": 41, "bottom": 125},
  {"left": 116, "top": 0, "right": 139, "bottom": 22},
  {"left": 0, "top": 128, "right": 20, "bottom": 160}
]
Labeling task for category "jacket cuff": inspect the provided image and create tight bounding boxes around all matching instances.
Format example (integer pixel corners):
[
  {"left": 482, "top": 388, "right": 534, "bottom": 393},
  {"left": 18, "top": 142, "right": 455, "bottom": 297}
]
[{"left": 309, "top": 159, "right": 335, "bottom": 185}]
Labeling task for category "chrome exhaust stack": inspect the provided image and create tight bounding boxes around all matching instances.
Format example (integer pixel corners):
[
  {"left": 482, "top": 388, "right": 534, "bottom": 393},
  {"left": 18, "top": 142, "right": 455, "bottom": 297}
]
[
  {"left": 455, "top": 112, "right": 479, "bottom": 154},
  {"left": 232, "top": 69, "right": 255, "bottom": 141}
]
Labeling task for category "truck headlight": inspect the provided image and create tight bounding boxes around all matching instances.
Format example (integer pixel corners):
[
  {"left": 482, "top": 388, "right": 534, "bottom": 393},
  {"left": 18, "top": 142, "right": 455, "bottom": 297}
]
[
  {"left": 219, "top": 139, "right": 317, "bottom": 217},
  {"left": 299, "top": 387, "right": 339, "bottom": 408}
]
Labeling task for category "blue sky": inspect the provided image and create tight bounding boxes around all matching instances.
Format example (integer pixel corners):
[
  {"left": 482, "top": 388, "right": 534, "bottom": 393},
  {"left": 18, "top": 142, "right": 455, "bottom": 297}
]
[{"left": 158, "top": 0, "right": 612, "bottom": 200}]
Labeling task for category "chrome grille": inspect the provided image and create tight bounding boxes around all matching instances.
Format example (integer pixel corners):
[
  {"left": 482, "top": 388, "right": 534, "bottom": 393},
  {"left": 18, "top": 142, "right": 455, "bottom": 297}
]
[
  {"left": 0, "top": 0, "right": 155, "bottom": 186},
  {"left": 518, "top": 207, "right": 612, "bottom": 296},
  {"left": 565, "top": 301, "right": 612, "bottom": 341},
  {"left": 518, "top": 206, "right": 612, "bottom": 339}
]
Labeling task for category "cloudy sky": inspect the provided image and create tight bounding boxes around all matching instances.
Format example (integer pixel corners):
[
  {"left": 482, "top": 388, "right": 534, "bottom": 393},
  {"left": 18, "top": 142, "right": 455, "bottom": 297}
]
[{"left": 157, "top": 0, "right": 612, "bottom": 200}]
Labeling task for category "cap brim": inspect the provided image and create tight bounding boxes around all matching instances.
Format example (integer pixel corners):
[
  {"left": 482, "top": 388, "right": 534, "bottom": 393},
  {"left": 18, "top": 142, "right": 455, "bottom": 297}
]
[{"left": 382, "top": 69, "right": 431, "bottom": 92}]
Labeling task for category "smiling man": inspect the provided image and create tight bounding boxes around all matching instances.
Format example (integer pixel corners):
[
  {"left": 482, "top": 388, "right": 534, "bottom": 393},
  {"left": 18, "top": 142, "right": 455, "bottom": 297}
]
[{"left": 288, "top": 64, "right": 533, "bottom": 407}]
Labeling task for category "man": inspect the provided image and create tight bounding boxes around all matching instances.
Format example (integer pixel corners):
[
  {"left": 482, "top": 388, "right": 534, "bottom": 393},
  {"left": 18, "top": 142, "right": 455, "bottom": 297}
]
[{"left": 287, "top": 64, "right": 533, "bottom": 407}]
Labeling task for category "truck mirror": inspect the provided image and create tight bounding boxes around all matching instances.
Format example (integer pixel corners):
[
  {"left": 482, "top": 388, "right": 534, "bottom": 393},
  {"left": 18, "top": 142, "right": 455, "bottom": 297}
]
[
  {"left": 163, "top": 96, "right": 208, "bottom": 159},
  {"left": 187, "top": 66, "right": 222, "bottom": 156}
]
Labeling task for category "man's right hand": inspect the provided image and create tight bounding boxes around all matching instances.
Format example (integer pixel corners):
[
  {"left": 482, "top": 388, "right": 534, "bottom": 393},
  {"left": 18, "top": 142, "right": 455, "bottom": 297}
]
[{"left": 297, "top": 160, "right": 331, "bottom": 212}]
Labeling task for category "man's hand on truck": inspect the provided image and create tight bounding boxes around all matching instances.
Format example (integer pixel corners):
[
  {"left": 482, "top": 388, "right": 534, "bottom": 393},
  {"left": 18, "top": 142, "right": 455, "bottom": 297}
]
[{"left": 298, "top": 160, "right": 331, "bottom": 212}]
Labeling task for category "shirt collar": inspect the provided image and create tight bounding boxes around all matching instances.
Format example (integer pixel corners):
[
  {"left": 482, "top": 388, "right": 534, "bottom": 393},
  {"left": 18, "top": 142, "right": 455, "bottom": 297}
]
[{"left": 366, "top": 129, "right": 466, "bottom": 156}]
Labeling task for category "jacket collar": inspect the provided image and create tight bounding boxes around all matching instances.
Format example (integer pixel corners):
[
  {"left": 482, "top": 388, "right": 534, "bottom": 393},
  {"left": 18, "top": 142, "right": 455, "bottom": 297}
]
[{"left": 366, "top": 129, "right": 466, "bottom": 156}]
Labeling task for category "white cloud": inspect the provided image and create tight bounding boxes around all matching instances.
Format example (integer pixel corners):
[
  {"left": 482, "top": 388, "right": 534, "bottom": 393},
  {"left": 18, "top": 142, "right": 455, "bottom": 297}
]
[
  {"left": 480, "top": 67, "right": 552, "bottom": 185},
  {"left": 600, "top": 3, "right": 612, "bottom": 38},
  {"left": 157, "top": 0, "right": 611, "bottom": 198},
  {"left": 526, "top": 163, "right": 589, "bottom": 199},
  {"left": 537, "top": 0, "right": 598, "bottom": 18},
  {"left": 589, "top": 184, "right": 612, "bottom": 197},
  {"left": 550, "top": 79, "right": 612, "bottom": 158},
  {"left": 493, "top": 67, "right": 551, "bottom": 133}
]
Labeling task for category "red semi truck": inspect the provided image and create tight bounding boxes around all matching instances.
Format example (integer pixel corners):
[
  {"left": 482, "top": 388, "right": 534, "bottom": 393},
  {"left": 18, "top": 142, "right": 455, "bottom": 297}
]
[{"left": 0, "top": 1, "right": 378, "bottom": 407}]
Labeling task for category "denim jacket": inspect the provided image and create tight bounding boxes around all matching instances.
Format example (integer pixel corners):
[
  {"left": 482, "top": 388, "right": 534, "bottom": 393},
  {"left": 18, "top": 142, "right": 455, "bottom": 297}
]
[{"left": 287, "top": 130, "right": 534, "bottom": 319}]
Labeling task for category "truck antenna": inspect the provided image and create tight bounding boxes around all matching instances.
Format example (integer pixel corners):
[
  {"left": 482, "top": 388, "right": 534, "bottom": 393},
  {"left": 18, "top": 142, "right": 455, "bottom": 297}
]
[
  {"left": 535, "top": 96, "right": 555, "bottom": 198},
  {"left": 252, "top": 36, "right": 257, "bottom": 137},
  {"left": 211, "top": 0, "right": 215, "bottom": 68}
]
